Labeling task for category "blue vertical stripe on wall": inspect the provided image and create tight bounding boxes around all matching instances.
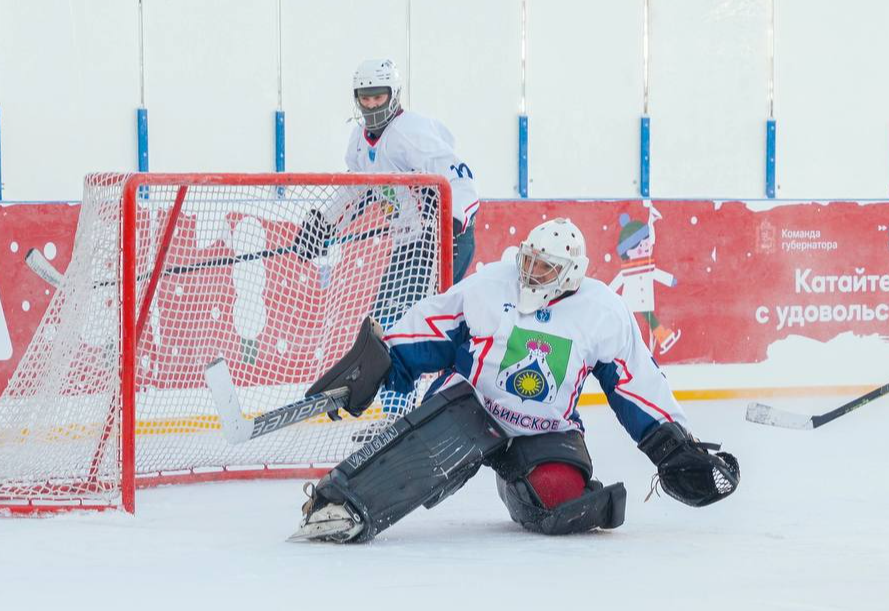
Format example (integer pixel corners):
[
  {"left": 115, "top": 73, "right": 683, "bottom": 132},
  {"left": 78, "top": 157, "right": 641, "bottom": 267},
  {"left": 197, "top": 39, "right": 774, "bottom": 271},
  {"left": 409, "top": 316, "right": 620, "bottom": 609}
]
[
  {"left": 640, "top": 115, "right": 651, "bottom": 197},
  {"left": 137, "top": 108, "right": 149, "bottom": 171},
  {"left": 275, "top": 111, "right": 286, "bottom": 172},
  {"left": 0, "top": 107, "right": 3, "bottom": 200},
  {"left": 766, "top": 118, "right": 776, "bottom": 198},
  {"left": 518, "top": 114, "right": 529, "bottom": 198}
]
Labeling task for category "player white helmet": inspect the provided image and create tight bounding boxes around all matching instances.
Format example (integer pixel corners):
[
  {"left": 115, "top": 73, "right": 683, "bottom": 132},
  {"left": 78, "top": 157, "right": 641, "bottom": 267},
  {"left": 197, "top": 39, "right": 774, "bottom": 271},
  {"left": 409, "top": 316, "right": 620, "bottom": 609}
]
[
  {"left": 515, "top": 218, "right": 589, "bottom": 314},
  {"left": 353, "top": 58, "right": 403, "bottom": 132}
]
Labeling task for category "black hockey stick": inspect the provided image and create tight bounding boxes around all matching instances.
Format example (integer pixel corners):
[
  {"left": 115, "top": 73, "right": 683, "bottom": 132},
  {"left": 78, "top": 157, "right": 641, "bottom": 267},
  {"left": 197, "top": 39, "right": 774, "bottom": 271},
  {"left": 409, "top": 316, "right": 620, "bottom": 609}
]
[
  {"left": 139, "top": 225, "right": 388, "bottom": 284},
  {"left": 746, "top": 382, "right": 889, "bottom": 430},
  {"left": 24, "top": 226, "right": 387, "bottom": 290},
  {"left": 203, "top": 357, "right": 350, "bottom": 443}
]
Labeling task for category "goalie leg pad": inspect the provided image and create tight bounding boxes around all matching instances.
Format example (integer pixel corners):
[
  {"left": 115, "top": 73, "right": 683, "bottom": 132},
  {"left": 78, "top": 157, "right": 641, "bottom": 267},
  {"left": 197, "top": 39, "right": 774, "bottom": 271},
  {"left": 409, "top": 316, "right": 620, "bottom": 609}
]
[
  {"left": 309, "top": 381, "right": 508, "bottom": 542},
  {"left": 496, "top": 476, "right": 627, "bottom": 535},
  {"left": 490, "top": 431, "right": 626, "bottom": 535}
]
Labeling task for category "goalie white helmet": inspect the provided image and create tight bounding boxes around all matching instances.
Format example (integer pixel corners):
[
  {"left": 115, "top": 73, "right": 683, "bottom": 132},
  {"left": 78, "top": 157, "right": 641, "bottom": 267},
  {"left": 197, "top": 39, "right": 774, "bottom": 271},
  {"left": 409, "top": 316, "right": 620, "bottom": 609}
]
[
  {"left": 353, "top": 58, "right": 403, "bottom": 132},
  {"left": 515, "top": 218, "right": 589, "bottom": 314}
]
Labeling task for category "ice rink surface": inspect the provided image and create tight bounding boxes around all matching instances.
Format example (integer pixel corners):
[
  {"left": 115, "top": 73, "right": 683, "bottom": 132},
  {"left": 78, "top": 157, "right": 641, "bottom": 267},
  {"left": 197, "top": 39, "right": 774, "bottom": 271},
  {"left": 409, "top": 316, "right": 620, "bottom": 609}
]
[{"left": 2, "top": 397, "right": 887, "bottom": 611}]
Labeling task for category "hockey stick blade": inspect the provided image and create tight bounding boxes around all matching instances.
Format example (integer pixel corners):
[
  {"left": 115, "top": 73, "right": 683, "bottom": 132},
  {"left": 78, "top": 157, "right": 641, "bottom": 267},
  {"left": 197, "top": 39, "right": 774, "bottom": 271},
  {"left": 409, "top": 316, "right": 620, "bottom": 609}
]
[
  {"left": 203, "top": 357, "right": 351, "bottom": 444},
  {"left": 25, "top": 248, "right": 64, "bottom": 288},
  {"left": 746, "top": 402, "right": 814, "bottom": 430},
  {"left": 747, "top": 382, "right": 889, "bottom": 430},
  {"left": 204, "top": 358, "right": 255, "bottom": 443}
]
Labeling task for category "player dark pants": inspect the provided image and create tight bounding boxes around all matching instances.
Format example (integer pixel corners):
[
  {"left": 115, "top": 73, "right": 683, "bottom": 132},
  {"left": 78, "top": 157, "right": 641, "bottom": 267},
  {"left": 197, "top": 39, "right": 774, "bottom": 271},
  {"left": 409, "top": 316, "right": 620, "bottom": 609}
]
[
  {"left": 452, "top": 220, "right": 476, "bottom": 284},
  {"left": 372, "top": 220, "right": 476, "bottom": 416},
  {"left": 372, "top": 219, "right": 475, "bottom": 330}
]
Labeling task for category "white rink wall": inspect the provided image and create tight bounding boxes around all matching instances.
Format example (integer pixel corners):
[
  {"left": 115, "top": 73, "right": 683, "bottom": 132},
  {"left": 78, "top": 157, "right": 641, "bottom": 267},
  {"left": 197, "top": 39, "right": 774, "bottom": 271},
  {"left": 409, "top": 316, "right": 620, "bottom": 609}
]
[{"left": 1, "top": 0, "right": 889, "bottom": 201}]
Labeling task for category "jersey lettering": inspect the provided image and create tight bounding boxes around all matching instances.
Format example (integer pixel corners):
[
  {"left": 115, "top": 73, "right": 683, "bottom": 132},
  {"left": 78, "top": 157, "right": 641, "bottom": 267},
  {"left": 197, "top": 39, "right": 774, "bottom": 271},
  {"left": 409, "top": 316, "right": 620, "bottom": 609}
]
[{"left": 449, "top": 163, "right": 473, "bottom": 179}]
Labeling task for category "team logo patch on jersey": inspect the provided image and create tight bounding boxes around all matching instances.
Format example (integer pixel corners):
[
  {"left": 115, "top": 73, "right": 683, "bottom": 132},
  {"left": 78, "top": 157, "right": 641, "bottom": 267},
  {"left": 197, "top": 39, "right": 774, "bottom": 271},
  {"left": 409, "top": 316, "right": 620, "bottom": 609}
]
[
  {"left": 368, "top": 147, "right": 377, "bottom": 162},
  {"left": 535, "top": 308, "right": 551, "bottom": 323},
  {"left": 496, "top": 327, "right": 572, "bottom": 403}
]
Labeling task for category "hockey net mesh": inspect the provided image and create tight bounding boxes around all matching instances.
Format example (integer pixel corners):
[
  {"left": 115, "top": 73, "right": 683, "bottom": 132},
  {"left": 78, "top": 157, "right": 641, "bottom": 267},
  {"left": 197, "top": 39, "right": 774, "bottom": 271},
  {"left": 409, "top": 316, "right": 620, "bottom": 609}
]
[{"left": 0, "top": 173, "right": 447, "bottom": 509}]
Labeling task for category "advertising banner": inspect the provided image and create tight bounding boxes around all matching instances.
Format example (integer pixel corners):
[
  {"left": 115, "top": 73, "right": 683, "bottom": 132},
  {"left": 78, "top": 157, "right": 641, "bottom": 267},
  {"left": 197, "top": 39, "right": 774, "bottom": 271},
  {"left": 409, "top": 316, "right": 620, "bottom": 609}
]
[
  {"left": 2, "top": 199, "right": 889, "bottom": 393},
  {"left": 470, "top": 199, "right": 889, "bottom": 365}
]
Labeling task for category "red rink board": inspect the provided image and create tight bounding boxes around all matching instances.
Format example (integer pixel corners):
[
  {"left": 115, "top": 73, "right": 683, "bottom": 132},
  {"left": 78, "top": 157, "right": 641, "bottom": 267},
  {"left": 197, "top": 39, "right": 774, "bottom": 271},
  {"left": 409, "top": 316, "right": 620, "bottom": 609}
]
[
  {"left": 2, "top": 199, "right": 889, "bottom": 393},
  {"left": 470, "top": 199, "right": 889, "bottom": 365},
  {"left": 0, "top": 203, "right": 80, "bottom": 390}
]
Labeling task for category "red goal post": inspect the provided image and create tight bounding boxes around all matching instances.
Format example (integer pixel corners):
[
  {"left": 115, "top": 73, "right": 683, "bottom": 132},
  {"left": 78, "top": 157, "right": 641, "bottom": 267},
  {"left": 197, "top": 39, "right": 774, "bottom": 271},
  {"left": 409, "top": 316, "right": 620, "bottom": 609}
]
[{"left": 0, "top": 172, "right": 452, "bottom": 514}]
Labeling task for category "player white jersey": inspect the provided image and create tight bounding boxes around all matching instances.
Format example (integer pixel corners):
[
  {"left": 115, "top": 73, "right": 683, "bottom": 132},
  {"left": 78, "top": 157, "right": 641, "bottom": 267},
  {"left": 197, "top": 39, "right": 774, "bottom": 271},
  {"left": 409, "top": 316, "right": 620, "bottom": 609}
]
[
  {"left": 382, "top": 260, "right": 687, "bottom": 440},
  {"left": 345, "top": 110, "right": 479, "bottom": 230}
]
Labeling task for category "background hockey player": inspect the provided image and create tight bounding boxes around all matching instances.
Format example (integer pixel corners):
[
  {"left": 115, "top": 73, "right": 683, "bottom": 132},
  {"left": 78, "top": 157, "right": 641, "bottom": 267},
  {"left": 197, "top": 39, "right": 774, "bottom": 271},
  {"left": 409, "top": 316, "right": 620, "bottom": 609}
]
[
  {"left": 293, "top": 218, "right": 740, "bottom": 543},
  {"left": 347, "top": 58, "right": 479, "bottom": 287},
  {"left": 298, "top": 58, "right": 481, "bottom": 442}
]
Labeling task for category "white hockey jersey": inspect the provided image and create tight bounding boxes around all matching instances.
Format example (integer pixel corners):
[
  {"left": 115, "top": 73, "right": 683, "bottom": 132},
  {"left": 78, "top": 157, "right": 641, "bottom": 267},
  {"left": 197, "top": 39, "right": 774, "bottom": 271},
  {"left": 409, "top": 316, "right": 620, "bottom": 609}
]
[
  {"left": 383, "top": 261, "right": 687, "bottom": 441},
  {"left": 345, "top": 110, "right": 479, "bottom": 230}
]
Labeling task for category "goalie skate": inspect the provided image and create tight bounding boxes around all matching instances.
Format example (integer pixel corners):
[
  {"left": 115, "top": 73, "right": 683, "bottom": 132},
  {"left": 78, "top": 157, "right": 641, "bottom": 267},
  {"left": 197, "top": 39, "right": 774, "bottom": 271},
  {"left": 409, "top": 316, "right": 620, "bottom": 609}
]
[
  {"left": 287, "top": 504, "right": 364, "bottom": 543},
  {"left": 287, "top": 484, "right": 364, "bottom": 543}
]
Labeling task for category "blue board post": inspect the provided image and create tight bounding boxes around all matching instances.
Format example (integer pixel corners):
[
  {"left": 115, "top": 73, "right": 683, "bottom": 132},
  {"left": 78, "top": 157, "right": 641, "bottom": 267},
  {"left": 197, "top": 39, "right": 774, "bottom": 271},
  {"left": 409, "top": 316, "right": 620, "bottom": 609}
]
[
  {"left": 766, "top": 118, "right": 776, "bottom": 198},
  {"left": 136, "top": 107, "right": 149, "bottom": 199},
  {"left": 640, "top": 115, "right": 651, "bottom": 197},
  {"left": 275, "top": 110, "right": 285, "bottom": 172},
  {"left": 0, "top": 106, "right": 4, "bottom": 200},
  {"left": 518, "top": 114, "right": 529, "bottom": 198},
  {"left": 137, "top": 108, "right": 149, "bottom": 172}
]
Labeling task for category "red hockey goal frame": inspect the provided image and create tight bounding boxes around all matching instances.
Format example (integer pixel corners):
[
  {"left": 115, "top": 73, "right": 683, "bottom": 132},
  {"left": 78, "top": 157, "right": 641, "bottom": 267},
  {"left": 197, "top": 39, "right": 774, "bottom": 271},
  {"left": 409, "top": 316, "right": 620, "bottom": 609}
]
[{"left": 2, "top": 172, "right": 452, "bottom": 515}]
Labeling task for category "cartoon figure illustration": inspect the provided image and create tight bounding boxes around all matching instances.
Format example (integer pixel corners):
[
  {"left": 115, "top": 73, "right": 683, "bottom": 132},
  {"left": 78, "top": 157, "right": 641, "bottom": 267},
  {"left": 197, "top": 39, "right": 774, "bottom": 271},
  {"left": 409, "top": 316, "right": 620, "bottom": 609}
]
[{"left": 609, "top": 204, "right": 681, "bottom": 355}]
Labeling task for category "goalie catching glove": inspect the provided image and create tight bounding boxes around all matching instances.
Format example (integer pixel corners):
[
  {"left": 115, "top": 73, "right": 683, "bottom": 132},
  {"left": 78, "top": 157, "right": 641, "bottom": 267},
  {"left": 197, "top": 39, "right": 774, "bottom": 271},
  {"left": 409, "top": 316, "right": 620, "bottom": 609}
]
[
  {"left": 294, "top": 209, "right": 336, "bottom": 260},
  {"left": 638, "top": 422, "right": 740, "bottom": 507}
]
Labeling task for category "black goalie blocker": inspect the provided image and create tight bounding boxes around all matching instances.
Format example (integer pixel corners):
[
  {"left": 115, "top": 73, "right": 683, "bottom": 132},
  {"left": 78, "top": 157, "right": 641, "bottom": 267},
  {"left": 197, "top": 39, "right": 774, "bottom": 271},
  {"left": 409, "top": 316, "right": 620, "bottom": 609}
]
[
  {"left": 306, "top": 317, "right": 391, "bottom": 420},
  {"left": 298, "top": 382, "right": 509, "bottom": 543},
  {"left": 638, "top": 422, "right": 740, "bottom": 507}
]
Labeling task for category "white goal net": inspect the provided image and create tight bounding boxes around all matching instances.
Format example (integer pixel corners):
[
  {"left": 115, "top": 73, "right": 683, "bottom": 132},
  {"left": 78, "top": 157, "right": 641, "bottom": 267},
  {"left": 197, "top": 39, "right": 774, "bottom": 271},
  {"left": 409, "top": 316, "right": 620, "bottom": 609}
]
[{"left": 0, "top": 173, "right": 451, "bottom": 513}]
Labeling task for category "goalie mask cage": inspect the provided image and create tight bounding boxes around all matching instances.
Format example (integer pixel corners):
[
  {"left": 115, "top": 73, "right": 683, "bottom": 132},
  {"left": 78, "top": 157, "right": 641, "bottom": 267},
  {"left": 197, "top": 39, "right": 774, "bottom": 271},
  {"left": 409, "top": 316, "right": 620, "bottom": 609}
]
[{"left": 0, "top": 173, "right": 452, "bottom": 514}]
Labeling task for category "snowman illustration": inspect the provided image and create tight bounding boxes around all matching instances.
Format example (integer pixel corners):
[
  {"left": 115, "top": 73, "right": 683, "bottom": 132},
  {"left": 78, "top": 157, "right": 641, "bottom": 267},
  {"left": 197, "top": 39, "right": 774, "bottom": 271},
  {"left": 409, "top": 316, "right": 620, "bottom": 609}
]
[
  {"left": 496, "top": 339, "right": 558, "bottom": 403},
  {"left": 608, "top": 204, "right": 681, "bottom": 355}
]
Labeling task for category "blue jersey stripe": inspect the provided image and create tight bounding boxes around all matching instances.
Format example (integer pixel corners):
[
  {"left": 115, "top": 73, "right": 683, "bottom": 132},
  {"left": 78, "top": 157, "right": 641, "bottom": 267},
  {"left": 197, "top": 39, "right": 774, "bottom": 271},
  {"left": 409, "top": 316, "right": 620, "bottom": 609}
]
[
  {"left": 591, "top": 361, "right": 659, "bottom": 442},
  {"left": 386, "top": 321, "right": 470, "bottom": 394}
]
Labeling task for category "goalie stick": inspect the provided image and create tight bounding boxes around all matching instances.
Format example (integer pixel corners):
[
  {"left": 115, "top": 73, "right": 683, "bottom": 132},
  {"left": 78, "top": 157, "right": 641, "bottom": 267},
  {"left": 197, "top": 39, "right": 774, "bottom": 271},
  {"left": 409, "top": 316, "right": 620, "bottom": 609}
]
[
  {"left": 746, "top": 381, "right": 889, "bottom": 430},
  {"left": 23, "top": 226, "right": 387, "bottom": 290},
  {"left": 203, "top": 357, "right": 350, "bottom": 444}
]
